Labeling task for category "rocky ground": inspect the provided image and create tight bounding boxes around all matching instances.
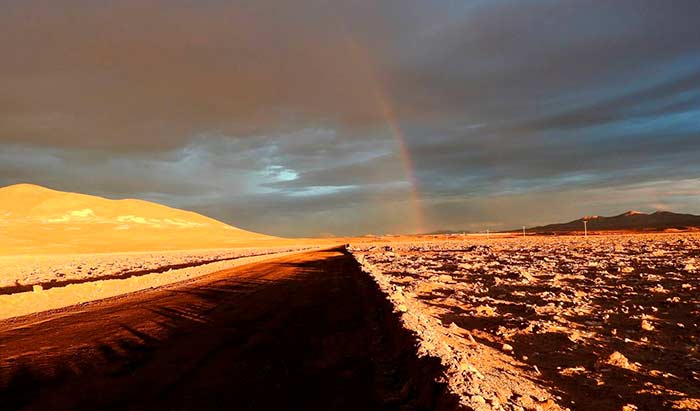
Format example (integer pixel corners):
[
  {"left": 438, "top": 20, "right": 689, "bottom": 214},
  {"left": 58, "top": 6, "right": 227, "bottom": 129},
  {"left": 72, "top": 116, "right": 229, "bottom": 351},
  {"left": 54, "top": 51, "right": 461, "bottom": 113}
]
[
  {"left": 0, "top": 246, "right": 313, "bottom": 293},
  {"left": 350, "top": 234, "right": 700, "bottom": 411}
]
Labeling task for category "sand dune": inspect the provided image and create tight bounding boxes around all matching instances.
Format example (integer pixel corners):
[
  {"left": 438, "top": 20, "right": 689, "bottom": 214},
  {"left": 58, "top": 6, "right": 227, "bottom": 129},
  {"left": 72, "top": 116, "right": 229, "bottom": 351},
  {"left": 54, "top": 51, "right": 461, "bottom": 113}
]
[{"left": 0, "top": 183, "right": 282, "bottom": 255}]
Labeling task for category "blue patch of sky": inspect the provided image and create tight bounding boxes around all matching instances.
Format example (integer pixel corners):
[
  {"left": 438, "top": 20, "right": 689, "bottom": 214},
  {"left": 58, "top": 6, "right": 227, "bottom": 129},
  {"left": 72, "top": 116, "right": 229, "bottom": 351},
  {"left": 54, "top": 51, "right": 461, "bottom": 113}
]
[
  {"left": 540, "top": 54, "right": 700, "bottom": 120},
  {"left": 264, "top": 165, "right": 298, "bottom": 182},
  {"left": 567, "top": 108, "right": 700, "bottom": 142},
  {"left": 285, "top": 185, "right": 358, "bottom": 197},
  {"left": 623, "top": 89, "right": 700, "bottom": 117}
]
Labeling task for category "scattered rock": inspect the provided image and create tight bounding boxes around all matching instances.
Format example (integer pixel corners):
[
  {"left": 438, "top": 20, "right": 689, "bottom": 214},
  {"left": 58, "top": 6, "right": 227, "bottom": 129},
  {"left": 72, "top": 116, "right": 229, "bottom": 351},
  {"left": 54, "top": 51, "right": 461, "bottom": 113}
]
[
  {"left": 597, "top": 351, "right": 638, "bottom": 371},
  {"left": 474, "top": 305, "right": 497, "bottom": 316},
  {"left": 641, "top": 319, "right": 655, "bottom": 331},
  {"left": 471, "top": 394, "right": 486, "bottom": 405}
]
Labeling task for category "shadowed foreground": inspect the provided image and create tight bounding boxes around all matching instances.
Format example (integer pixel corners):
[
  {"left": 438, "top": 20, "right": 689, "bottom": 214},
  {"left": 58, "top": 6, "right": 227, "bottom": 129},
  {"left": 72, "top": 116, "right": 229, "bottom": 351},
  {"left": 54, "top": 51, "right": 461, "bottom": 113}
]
[{"left": 0, "top": 247, "right": 458, "bottom": 411}]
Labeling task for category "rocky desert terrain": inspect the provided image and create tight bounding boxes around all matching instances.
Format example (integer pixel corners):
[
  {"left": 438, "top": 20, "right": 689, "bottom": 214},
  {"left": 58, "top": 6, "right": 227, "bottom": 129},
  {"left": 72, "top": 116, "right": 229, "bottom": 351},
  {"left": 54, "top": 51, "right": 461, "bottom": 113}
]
[{"left": 350, "top": 233, "right": 700, "bottom": 411}]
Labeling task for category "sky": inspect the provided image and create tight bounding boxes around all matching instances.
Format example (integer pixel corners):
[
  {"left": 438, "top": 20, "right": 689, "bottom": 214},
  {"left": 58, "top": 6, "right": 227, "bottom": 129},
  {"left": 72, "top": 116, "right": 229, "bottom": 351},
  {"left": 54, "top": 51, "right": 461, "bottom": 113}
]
[{"left": 1, "top": 0, "right": 699, "bottom": 236}]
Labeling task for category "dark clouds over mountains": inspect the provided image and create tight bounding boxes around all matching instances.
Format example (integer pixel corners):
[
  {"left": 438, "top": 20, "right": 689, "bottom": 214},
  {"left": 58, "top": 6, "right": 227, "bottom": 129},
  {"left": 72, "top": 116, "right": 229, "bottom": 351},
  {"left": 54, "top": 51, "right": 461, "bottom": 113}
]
[{"left": 2, "top": 0, "right": 699, "bottom": 235}]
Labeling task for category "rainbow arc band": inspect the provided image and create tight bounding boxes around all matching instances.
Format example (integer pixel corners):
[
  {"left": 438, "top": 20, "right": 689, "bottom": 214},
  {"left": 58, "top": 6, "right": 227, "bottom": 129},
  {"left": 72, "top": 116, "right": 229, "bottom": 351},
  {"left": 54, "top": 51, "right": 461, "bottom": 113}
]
[{"left": 343, "top": 36, "right": 426, "bottom": 234}]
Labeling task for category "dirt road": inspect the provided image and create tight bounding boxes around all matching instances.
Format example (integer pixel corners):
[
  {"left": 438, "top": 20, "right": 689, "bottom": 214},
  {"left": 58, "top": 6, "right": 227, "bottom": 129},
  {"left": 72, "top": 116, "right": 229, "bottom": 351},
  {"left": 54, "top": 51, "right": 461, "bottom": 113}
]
[{"left": 0, "top": 247, "right": 458, "bottom": 411}]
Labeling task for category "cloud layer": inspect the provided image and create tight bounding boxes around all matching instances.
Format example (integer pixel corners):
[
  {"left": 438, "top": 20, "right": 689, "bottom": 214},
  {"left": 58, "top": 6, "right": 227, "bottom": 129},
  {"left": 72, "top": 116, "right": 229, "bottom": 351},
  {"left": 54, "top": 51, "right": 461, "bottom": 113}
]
[{"left": 2, "top": 0, "right": 699, "bottom": 235}]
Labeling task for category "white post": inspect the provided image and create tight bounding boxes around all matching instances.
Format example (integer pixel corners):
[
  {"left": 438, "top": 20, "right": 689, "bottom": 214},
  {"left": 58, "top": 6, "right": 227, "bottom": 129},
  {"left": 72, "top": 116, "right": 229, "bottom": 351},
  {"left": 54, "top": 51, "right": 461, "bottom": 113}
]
[
  {"left": 486, "top": 229, "right": 490, "bottom": 239},
  {"left": 522, "top": 226, "right": 526, "bottom": 237},
  {"left": 584, "top": 220, "right": 588, "bottom": 237}
]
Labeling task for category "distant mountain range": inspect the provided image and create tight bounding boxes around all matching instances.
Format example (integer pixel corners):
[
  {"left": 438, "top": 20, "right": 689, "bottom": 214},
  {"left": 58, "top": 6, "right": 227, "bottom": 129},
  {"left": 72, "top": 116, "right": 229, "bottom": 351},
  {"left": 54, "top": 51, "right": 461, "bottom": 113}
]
[
  {"left": 525, "top": 210, "right": 700, "bottom": 233},
  {"left": 425, "top": 229, "right": 471, "bottom": 235}
]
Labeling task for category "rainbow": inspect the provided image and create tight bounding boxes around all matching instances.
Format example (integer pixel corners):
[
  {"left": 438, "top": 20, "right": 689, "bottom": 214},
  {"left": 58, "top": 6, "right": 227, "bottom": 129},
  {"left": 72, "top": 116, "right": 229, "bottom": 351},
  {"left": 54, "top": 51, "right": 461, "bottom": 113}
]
[
  {"left": 343, "top": 37, "right": 426, "bottom": 234},
  {"left": 373, "top": 89, "right": 426, "bottom": 234}
]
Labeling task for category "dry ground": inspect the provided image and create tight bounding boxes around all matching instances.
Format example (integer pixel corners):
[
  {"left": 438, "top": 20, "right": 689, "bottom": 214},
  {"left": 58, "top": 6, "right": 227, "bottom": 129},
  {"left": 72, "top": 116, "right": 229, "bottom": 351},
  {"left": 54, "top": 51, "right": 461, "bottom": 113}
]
[
  {"left": 1, "top": 233, "right": 697, "bottom": 411},
  {"left": 0, "top": 248, "right": 317, "bottom": 320},
  {"left": 0, "top": 246, "right": 314, "bottom": 293},
  {"left": 0, "top": 248, "right": 458, "bottom": 411},
  {"left": 351, "top": 233, "right": 700, "bottom": 411}
]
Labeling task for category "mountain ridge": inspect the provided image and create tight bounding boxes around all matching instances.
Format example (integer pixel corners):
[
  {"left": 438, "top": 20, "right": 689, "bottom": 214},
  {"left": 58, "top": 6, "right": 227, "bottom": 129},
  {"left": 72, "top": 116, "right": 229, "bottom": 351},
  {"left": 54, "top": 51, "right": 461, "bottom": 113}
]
[{"left": 524, "top": 210, "right": 700, "bottom": 233}]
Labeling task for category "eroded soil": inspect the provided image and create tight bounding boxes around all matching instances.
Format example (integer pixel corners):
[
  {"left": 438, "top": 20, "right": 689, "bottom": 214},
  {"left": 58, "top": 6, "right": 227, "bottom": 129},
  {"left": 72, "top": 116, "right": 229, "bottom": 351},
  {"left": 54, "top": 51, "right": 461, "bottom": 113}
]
[{"left": 351, "top": 234, "right": 700, "bottom": 411}]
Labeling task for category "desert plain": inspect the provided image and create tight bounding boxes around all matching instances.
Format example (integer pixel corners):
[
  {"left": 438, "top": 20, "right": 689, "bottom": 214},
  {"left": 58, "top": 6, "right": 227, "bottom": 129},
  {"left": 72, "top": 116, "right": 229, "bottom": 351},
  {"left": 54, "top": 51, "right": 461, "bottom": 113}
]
[
  {"left": 1, "top": 180, "right": 699, "bottom": 411},
  {"left": 351, "top": 233, "right": 700, "bottom": 410},
  {"left": 2, "top": 230, "right": 699, "bottom": 410},
  {"left": 4, "top": 1, "right": 700, "bottom": 409}
]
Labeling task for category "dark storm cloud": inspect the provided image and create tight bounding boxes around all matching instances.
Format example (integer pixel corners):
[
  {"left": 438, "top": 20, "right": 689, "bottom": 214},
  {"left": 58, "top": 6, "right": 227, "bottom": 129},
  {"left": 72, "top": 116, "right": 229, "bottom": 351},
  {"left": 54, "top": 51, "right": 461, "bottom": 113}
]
[
  {"left": 2, "top": 0, "right": 700, "bottom": 235},
  {"left": 0, "top": 0, "right": 392, "bottom": 150}
]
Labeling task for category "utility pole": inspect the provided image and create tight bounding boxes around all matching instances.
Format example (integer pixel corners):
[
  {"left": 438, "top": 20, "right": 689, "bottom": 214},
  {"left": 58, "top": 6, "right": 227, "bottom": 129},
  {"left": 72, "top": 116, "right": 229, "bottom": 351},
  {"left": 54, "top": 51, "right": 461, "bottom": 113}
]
[{"left": 584, "top": 220, "right": 588, "bottom": 237}]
